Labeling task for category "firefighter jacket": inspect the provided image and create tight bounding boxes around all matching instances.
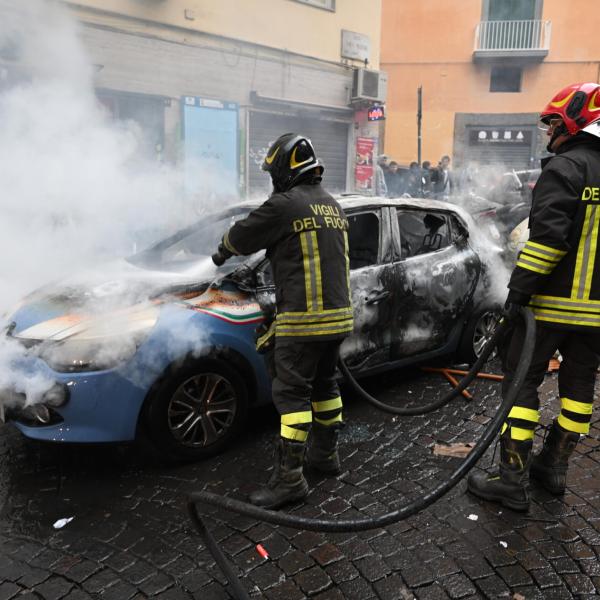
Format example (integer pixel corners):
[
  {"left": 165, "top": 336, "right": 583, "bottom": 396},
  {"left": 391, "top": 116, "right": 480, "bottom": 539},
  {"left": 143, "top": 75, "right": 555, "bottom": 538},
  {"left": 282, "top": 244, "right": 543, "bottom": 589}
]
[
  {"left": 222, "top": 183, "right": 353, "bottom": 342},
  {"left": 509, "top": 134, "right": 600, "bottom": 330}
]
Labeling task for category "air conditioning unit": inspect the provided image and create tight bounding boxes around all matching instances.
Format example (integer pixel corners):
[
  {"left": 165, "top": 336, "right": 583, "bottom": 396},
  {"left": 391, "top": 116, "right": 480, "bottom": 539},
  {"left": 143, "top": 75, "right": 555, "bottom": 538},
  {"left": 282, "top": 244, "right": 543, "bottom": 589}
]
[{"left": 351, "top": 68, "right": 387, "bottom": 104}]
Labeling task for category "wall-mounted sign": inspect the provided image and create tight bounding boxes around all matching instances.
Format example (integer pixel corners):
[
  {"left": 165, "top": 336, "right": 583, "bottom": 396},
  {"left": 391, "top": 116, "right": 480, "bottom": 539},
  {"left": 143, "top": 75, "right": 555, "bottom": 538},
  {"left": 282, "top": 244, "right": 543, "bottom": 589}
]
[
  {"left": 341, "top": 29, "right": 371, "bottom": 62},
  {"left": 469, "top": 128, "right": 532, "bottom": 146},
  {"left": 368, "top": 105, "right": 385, "bottom": 121},
  {"left": 183, "top": 96, "right": 237, "bottom": 111}
]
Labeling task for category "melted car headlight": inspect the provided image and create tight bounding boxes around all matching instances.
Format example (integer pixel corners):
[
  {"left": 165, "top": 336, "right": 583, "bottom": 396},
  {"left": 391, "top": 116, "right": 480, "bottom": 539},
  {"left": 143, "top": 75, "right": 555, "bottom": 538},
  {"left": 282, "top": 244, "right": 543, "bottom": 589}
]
[
  {"left": 39, "top": 334, "right": 145, "bottom": 372},
  {"left": 36, "top": 305, "right": 159, "bottom": 373}
]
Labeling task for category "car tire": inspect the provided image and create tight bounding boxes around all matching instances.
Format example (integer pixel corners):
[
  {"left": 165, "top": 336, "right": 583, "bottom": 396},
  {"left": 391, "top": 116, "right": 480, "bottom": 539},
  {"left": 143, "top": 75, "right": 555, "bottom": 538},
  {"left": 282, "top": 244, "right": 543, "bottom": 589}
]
[
  {"left": 142, "top": 358, "right": 248, "bottom": 461},
  {"left": 457, "top": 308, "right": 501, "bottom": 365}
]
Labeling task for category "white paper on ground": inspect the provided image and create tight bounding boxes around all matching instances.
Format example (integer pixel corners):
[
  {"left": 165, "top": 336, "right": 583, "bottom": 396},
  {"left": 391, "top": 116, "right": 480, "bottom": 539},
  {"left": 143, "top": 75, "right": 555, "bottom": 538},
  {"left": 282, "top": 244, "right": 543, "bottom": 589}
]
[{"left": 53, "top": 517, "right": 74, "bottom": 529}]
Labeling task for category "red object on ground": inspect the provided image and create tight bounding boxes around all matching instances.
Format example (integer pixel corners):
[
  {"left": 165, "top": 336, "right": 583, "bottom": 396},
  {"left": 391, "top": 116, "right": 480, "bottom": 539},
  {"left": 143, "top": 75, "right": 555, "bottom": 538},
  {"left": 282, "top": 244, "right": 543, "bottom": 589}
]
[
  {"left": 256, "top": 544, "right": 269, "bottom": 559},
  {"left": 548, "top": 358, "right": 561, "bottom": 372}
]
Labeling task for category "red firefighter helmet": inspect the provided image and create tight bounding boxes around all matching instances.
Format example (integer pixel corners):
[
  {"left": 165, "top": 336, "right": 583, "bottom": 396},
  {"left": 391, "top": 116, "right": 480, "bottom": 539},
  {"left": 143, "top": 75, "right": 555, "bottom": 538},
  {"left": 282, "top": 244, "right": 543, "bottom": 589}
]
[{"left": 540, "top": 82, "right": 600, "bottom": 138}]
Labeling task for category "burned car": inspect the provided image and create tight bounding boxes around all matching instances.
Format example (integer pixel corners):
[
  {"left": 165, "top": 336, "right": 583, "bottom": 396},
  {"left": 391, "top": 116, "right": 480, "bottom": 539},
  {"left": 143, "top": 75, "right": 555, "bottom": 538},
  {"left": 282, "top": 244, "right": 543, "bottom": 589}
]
[{"left": 1, "top": 196, "right": 501, "bottom": 460}]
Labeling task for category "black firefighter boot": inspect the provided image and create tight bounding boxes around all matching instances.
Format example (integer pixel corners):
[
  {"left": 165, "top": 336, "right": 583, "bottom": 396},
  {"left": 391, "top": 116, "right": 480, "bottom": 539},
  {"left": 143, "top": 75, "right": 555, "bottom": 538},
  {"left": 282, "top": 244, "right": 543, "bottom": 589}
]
[
  {"left": 249, "top": 439, "right": 309, "bottom": 509},
  {"left": 306, "top": 422, "right": 343, "bottom": 475},
  {"left": 467, "top": 434, "right": 532, "bottom": 512},
  {"left": 530, "top": 420, "right": 580, "bottom": 495}
]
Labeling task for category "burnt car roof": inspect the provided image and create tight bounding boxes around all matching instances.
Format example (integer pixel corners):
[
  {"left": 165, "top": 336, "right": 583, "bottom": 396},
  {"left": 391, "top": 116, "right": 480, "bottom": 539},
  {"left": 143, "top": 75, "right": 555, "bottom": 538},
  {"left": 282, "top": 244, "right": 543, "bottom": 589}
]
[{"left": 233, "top": 194, "right": 474, "bottom": 224}]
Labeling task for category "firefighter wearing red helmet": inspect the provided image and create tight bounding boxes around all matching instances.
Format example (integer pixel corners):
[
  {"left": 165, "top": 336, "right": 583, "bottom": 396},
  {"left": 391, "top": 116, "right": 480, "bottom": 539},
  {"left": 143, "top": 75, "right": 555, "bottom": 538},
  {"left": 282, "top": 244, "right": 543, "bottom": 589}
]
[
  {"left": 469, "top": 82, "right": 600, "bottom": 511},
  {"left": 213, "top": 133, "right": 353, "bottom": 509}
]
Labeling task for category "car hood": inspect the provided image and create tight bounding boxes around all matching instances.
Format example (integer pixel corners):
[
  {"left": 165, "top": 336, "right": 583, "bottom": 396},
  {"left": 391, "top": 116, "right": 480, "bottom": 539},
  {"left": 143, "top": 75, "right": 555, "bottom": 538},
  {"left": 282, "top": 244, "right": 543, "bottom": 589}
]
[{"left": 7, "top": 258, "right": 221, "bottom": 341}]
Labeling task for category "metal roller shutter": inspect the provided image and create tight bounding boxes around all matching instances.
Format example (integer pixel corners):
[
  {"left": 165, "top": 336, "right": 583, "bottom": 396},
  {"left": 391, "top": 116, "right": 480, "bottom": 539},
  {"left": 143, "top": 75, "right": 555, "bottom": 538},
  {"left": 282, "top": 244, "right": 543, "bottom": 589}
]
[
  {"left": 249, "top": 111, "right": 349, "bottom": 194},
  {"left": 462, "top": 126, "right": 536, "bottom": 170},
  {"left": 462, "top": 144, "right": 532, "bottom": 170}
]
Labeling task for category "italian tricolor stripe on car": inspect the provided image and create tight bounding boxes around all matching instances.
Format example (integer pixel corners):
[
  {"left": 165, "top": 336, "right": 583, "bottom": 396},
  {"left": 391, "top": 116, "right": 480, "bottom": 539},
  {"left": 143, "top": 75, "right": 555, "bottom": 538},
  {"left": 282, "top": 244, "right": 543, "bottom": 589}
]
[{"left": 192, "top": 306, "right": 264, "bottom": 325}]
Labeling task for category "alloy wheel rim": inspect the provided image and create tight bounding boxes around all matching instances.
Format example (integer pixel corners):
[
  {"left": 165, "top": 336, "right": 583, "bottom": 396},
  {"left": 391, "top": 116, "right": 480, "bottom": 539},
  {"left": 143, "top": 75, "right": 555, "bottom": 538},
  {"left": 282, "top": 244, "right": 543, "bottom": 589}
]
[
  {"left": 168, "top": 373, "right": 237, "bottom": 448},
  {"left": 473, "top": 311, "right": 500, "bottom": 357}
]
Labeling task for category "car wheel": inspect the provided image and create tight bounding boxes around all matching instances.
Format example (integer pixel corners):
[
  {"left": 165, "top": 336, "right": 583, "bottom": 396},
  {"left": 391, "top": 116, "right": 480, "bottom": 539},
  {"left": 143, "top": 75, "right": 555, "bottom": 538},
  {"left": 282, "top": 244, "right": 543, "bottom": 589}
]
[
  {"left": 457, "top": 309, "right": 502, "bottom": 365},
  {"left": 142, "top": 359, "right": 248, "bottom": 461}
]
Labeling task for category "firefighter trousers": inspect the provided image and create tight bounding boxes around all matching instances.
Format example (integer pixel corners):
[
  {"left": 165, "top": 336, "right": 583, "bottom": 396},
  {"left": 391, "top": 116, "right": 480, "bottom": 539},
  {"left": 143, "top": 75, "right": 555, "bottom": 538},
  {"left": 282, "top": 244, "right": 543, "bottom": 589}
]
[
  {"left": 501, "top": 321, "right": 600, "bottom": 440},
  {"left": 266, "top": 338, "right": 344, "bottom": 443}
]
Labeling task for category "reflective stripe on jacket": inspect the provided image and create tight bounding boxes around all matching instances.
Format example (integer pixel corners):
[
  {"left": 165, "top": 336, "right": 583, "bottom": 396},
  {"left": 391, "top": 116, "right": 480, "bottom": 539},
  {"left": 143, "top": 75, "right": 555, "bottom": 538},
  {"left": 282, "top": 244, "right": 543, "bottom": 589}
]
[
  {"left": 509, "top": 135, "right": 600, "bottom": 330},
  {"left": 224, "top": 183, "right": 353, "bottom": 341}
]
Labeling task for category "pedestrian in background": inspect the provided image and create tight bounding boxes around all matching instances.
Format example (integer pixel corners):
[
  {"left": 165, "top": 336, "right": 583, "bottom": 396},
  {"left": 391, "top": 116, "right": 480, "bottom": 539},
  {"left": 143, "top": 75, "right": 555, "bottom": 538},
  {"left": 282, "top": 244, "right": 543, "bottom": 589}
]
[
  {"left": 376, "top": 154, "right": 389, "bottom": 197},
  {"left": 431, "top": 155, "right": 453, "bottom": 198},
  {"left": 421, "top": 161, "right": 433, "bottom": 195},
  {"left": 386, "top": 161, "right": 404, "bottom": 197},
  {"left": 404, "top": 161, "right": 422, "bottom": 197}
]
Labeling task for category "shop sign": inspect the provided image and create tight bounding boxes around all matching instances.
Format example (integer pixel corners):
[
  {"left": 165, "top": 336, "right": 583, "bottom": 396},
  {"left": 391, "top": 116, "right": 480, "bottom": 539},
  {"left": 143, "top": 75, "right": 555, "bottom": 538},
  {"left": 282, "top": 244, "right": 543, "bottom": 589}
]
[
  {"left": 355, "top": 136, "right": 376, "bottom": 193},
  {"left": 341, "top": 30, "right": 371, "bottom": 62},
  {"left": 368, "top": 105, "right": 385, "bottom": 121},
  {"left": 469, "top": 128, "right": 532, "bottom": 146},
  {"left": 183, "top": 96, "right": 237, "bottom": 111}
]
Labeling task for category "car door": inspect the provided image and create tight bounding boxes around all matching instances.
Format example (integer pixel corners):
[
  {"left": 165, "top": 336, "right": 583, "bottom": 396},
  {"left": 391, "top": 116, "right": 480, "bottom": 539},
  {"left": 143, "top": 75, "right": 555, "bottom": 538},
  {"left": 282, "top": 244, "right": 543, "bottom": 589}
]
[
  {"left": 390, "top": 207, "right": 481, "bottom": 359},
  {"left": 340, "top": 208, "right": 396, "bottom": 370}
]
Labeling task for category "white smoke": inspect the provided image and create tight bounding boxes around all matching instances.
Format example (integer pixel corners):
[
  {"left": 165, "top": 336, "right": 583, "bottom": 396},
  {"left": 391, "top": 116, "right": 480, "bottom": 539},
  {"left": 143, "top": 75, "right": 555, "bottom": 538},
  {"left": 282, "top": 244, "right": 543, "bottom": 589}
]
[
  {"left": 1, "top": 1, "right": 188, "bottom": 310},
  {"left": 0, "top": 0, "right": 234, "bottom": 410}
]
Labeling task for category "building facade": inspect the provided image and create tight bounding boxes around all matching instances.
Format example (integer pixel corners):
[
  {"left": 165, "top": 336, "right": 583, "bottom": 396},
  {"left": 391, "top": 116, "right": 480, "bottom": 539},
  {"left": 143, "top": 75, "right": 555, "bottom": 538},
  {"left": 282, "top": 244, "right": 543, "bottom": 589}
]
[
  {"left": 381, "top": 0, "right": 600, "bottom": 171},
  {"left": 60, "top": 0, "right": 383, "bottom": 196}
]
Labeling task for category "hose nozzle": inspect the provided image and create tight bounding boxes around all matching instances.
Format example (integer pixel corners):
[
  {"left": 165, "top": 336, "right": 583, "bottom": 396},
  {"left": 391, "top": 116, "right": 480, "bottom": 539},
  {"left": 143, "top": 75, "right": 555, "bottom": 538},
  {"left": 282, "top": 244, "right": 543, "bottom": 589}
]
[{"left": 212, "top": 243, "right": 233, "bottom": 266}]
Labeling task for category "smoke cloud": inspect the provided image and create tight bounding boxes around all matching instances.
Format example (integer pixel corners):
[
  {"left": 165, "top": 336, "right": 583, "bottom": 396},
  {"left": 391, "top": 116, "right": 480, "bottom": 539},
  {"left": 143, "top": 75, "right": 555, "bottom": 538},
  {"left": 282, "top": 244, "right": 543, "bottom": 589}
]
[{"left": 0, "top": 0, "right": 231, "bottom": 410}]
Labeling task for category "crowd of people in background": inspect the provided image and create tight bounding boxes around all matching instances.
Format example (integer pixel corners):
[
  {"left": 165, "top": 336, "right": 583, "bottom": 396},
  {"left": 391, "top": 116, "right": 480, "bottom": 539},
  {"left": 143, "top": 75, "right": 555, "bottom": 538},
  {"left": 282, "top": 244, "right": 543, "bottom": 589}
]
[{"left": 376, "top": 154, "right": 454, "bottom": 199}]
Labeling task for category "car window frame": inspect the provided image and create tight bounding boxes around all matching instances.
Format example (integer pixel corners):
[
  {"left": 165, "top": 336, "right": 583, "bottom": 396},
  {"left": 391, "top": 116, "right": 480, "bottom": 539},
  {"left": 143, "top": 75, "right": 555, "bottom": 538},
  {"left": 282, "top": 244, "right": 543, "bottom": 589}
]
[
  {"left": 253, "top": 206, "right": 391, "bottom": 284},
  {"left": 345, "top": 207, "right": 393, "bottom": 271},
  {"left": 391, "top": 207, "right": 457, "bottom": 262}
]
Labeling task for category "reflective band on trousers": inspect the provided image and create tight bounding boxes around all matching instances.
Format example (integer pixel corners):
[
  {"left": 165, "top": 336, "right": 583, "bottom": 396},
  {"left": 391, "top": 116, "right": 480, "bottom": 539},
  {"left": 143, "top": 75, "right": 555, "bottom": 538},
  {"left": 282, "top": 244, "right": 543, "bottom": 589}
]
[
  {"left": 561, "top": 397, "right": 593, "bottom": 415},
  {"left": 315, "top": 414, "right": 343, "bottom": 426},
  {"left": 280, "top": 411, "right": 312, "bottom": 425},
  {"left": 501, "top": 423, "right": 535, "bottom": 440},
  {"left": 281, "top": 424, "right": 309, "bottom": 442},
  {"left": 312, "top": 397, "right": 343, "bottom": 413},
  {"left": 507, "top": 406, "right": 540, "bottom": 424},
  {"left": 557, "top": 414, "right": 590, "bottom": 434}
]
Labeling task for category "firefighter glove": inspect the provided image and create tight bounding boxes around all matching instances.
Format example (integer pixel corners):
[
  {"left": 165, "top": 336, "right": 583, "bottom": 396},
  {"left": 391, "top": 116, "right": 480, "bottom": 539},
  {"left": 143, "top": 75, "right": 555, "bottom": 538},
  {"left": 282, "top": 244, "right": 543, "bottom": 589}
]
[
  {"left": 504, "top": 290, "right": 531, "bottom": 320},
  {"left": 212, "top": 242, "right": 233, "bottom": 266}
]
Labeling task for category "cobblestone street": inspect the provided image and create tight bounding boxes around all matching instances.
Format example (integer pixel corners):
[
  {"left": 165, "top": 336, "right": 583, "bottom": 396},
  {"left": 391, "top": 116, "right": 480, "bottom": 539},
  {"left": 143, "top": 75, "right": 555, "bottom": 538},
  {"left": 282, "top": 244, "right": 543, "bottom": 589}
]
[{"left": 1, "top": 363, "right": 600, "bottom": 599}]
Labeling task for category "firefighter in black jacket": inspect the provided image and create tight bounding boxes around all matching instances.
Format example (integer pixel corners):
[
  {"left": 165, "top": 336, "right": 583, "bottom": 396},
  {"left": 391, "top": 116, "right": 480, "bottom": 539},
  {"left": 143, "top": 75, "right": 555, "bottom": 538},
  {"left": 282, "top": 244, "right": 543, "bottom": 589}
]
[
  {"left": 213, "top": 133, "right": 353, "bottom": 509},
  {"left": 468, "top": 82, "right": 600, "bottom": 511}
]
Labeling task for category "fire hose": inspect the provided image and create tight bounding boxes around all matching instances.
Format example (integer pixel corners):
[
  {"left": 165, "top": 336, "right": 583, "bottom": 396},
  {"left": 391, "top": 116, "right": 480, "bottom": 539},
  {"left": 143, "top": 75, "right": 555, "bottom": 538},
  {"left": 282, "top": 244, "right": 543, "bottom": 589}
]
[
  {"left": 187, "top": 308, "right": 535, "bottom": 600},
  {"left": 337, "top": 322, "right": 505, "bottom": 415}
]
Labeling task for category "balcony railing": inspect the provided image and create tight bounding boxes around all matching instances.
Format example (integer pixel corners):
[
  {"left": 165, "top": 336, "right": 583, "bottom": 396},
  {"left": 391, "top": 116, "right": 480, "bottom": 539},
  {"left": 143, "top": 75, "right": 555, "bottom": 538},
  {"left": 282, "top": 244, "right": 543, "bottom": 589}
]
[{"left": 474, "top": 19, "right": 551, "bottom": 59}]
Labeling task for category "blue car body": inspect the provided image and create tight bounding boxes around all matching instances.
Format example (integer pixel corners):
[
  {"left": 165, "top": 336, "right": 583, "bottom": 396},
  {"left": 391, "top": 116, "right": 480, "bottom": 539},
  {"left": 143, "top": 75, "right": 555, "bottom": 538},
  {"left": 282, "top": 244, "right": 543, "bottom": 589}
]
[{"left": 8, "top": 285, "right": 272, "bottom": 443}]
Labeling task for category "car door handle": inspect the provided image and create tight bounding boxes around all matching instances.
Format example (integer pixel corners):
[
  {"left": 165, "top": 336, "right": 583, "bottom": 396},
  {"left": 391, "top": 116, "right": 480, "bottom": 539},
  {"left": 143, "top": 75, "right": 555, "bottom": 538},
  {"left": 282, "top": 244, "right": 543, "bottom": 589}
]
[{"left": 365, "top": 290, "right": 391, "bottom": 305}]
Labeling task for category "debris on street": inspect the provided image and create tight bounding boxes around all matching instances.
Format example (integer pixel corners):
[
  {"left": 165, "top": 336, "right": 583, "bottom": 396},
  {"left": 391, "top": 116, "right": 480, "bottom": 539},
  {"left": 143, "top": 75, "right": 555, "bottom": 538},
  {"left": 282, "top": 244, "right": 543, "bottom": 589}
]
[
  {"left": 52, "top": 516, "right": 74, "bottom": 529},
  {"left": 433, "top": 442, "right": 475, "bottom": 457}
]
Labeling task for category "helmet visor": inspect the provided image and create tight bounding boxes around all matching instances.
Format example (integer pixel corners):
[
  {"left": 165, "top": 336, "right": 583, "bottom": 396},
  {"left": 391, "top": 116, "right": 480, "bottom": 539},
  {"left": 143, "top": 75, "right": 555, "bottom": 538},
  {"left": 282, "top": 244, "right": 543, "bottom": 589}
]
[{"left": 538, "top": 117, "right": 563, "bottom": 132}]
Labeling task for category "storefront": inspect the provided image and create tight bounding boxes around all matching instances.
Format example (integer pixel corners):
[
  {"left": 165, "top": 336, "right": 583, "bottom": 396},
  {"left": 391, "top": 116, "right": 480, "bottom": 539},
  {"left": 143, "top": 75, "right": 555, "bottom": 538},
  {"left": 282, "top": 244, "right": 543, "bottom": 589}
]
[
  {"left": 96, "top": 89, "right": 166, "bottom": 161},
  {"left": 454, "top": 113, "right": 543, "bottom": 170},
  {"left": 247, "top": 94, "right": 352, "bottom": 195}
]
